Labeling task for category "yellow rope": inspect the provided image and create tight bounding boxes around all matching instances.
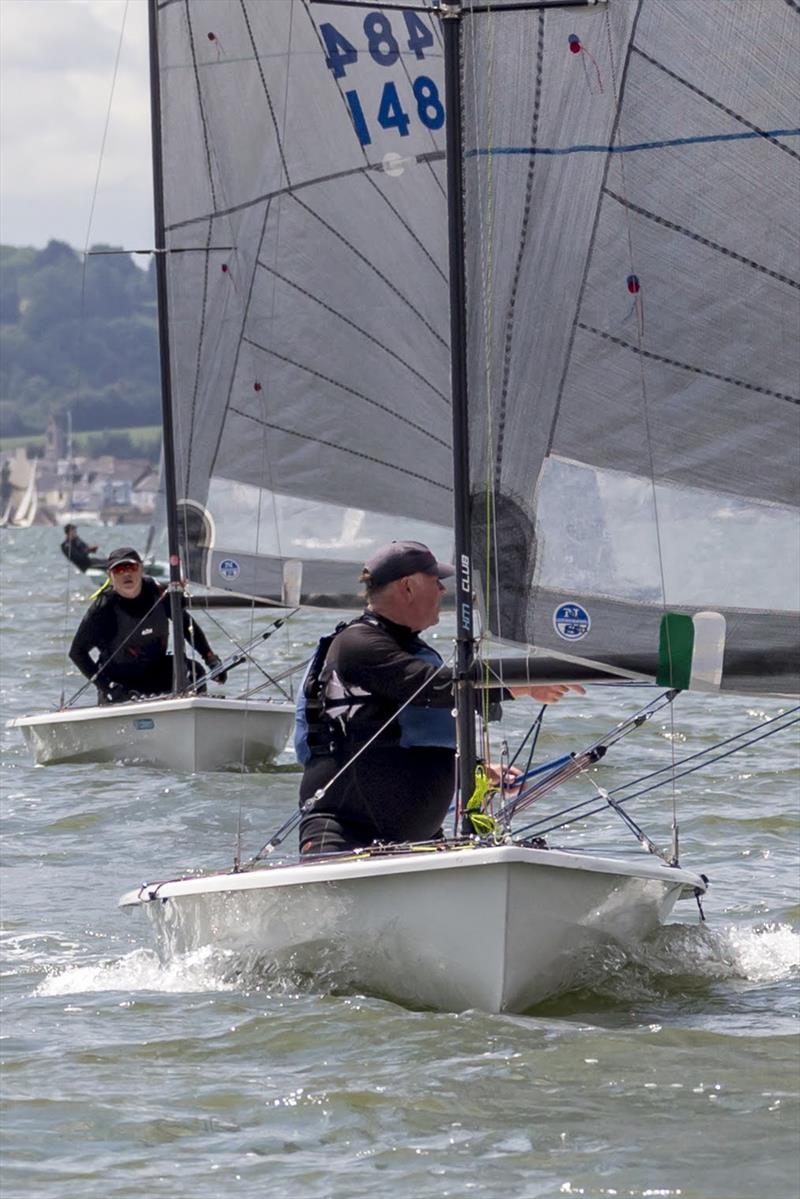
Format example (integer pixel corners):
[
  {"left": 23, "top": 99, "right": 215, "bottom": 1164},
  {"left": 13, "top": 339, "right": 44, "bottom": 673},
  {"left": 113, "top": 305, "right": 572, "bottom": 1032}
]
[{"left": 465, "top": 764, "right": 498, "bottom": 836}]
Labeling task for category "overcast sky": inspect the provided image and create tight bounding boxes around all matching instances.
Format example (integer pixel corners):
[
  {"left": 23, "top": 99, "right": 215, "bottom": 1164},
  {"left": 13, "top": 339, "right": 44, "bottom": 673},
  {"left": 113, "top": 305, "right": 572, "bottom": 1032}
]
[{"left": 0, "top": 0, "right": 154, "bottom": 252}]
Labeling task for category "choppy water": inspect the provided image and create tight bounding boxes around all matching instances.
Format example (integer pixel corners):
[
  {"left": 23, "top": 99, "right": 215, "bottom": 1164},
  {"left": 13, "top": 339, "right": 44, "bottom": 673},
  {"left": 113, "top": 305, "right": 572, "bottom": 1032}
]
[{"left": 1, "top": 526, "right": 798, "bottom": 1199}]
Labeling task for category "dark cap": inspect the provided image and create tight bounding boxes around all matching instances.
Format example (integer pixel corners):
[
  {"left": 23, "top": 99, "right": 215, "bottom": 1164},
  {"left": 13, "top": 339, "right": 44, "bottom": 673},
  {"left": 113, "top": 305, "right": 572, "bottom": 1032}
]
[
  {"left": 361, "top": 540, "right": 455, "bottom": 589},
  {"left": 106, "top": 546, "right": 143, "bottom": 569}
]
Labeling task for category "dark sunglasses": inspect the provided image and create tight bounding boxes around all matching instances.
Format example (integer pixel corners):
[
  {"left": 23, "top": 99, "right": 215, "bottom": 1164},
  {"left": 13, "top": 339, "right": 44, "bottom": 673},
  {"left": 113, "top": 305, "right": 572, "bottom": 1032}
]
[{"left": 109, "top": 562, "right": 140, "bottom": 575}]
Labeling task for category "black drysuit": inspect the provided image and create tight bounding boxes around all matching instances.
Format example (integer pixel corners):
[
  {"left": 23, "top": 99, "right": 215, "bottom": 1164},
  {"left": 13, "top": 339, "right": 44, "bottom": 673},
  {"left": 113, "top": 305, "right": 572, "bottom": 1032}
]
[
  {"left": 60, "top": 535, "right": 105, "bottom": 572},
  {"left": 69, "top": 576, "right": 213, "bottom": 701},
  {"left": 298, "top": 612, "right": 504, "bottom": 854}
]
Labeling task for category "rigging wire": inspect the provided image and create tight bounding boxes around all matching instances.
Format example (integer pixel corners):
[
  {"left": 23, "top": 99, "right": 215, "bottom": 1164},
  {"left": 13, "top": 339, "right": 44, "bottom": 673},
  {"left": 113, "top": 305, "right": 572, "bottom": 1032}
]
[
  {"left": 513, "top": 708, "right": 800, "bottom": 840},
  {"left": 602, "top": 8, "right": 682, "bottom": 857},
  {"left": 186, "top": 605, "right": 296, "bottom": 699},
  {"left": 59, "top": 1, "right": 131, "bottom": 706}
]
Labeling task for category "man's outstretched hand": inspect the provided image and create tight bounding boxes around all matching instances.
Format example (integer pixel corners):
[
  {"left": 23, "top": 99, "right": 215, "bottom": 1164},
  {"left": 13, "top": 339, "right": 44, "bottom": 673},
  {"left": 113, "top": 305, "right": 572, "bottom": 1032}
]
[{"left": 508, "top": 683, "right": 586, "bottom": 704}]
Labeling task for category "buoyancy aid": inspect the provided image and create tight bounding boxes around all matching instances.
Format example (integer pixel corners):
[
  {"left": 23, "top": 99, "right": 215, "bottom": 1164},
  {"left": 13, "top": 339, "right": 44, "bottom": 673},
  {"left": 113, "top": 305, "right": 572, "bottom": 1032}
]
[
  {"left": 294, "top": 616, "right": 456, "bottom": 764},
  {"left": 97, "top": 580, "right": 169, "bottom": 677},
  {"left": 395, "top": 644, "right": 456, "bottom": 749},
  {"left": 293, "top": 620, "right": 351, "bottom": 765}
]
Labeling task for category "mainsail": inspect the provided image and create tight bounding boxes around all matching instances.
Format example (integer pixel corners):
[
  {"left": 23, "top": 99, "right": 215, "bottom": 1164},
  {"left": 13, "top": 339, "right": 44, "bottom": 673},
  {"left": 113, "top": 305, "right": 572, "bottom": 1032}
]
[
  {"left": 153, "top": 0, "right": 451, "bottom": 603},
  {"left": 462, "top": 0, "right": 800, "bottom": 694},
  {"left": 153, "top": 0, "right": 799, "bottom": 694}
]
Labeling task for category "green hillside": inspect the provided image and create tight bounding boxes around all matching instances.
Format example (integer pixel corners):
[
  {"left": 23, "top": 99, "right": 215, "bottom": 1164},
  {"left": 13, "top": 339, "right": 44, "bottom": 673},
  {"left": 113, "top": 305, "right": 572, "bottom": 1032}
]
[{"left": 0, "top": 240, "right": 161, "bottom": 446}]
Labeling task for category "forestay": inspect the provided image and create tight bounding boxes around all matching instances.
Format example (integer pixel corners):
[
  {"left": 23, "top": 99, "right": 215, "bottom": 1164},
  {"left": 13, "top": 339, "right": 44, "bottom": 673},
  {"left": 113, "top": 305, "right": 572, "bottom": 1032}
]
[
  {"left": 462, "top": 0, "right": 800, "bottom": 695},
  {"left": 154, "top": 0, "right": 452, "bottom": 603}
]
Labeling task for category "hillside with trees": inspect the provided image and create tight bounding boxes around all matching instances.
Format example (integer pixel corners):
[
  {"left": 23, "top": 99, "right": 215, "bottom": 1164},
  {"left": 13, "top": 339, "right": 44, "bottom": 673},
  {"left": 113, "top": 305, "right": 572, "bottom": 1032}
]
[{"left": 0, "top": 240, "right": 160, "bottom": 452}]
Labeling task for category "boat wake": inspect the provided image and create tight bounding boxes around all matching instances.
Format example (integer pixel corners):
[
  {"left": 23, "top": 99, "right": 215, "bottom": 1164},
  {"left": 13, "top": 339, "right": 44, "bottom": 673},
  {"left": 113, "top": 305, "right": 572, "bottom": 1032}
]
[
  {"left": 34, "top": 946, "right": 239, "bottom": 997},
  {"left": 30, "top": 922, "right": 799, "bottom": 1007},
  {"left": 32, "top": 943, "right": 348, "bottom": 1000},
  {"left": 558, "top": 920, "right": 800, "bottom": 1008}
]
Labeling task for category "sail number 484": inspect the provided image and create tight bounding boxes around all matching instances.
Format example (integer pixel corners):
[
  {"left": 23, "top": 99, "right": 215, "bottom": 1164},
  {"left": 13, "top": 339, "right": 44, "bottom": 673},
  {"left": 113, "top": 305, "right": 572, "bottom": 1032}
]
[{"left": 321, "top": 12, "right": 444, "bottom": 147}]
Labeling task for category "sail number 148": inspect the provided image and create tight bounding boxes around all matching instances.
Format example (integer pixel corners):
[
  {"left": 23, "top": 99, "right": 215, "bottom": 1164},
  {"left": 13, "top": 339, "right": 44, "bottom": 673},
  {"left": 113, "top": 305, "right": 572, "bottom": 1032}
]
[{"left": 320, "top": 12, "right": 445, "bottom": 147}]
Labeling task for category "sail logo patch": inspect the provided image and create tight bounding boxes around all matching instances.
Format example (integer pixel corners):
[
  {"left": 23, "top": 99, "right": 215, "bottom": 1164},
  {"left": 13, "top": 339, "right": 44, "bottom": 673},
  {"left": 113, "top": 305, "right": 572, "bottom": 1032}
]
[
  {"left": 219, "top": 558, "right": 240, "bottom": 581},
  {"left": 553, "top": 602, "right": 590, "bottom": 641}
]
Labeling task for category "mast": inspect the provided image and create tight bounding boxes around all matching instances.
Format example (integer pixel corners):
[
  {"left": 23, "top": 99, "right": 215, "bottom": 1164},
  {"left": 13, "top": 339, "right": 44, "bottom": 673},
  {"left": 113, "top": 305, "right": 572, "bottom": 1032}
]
[
  {"left": 441, "top": 2, "right": 477, "bottom": 822},
  {"left": 147, "top": 0, "right": 187, "bottom": 691}
]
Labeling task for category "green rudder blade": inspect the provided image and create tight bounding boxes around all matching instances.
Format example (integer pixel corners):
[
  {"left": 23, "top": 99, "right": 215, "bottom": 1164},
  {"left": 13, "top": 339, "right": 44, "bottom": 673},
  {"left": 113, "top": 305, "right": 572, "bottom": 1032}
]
[{"left": 657, "top": 612, "right": 694, "bottom": 689}]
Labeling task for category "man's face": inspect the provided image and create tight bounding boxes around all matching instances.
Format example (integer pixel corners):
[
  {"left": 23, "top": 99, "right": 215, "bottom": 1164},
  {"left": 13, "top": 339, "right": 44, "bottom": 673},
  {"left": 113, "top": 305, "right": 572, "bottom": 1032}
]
[
  {"left": 108, "top": 561, "right": 143, "bottom": 599},
  {"left": 404, "top": 571, "right": 446, "bottom": 631}
]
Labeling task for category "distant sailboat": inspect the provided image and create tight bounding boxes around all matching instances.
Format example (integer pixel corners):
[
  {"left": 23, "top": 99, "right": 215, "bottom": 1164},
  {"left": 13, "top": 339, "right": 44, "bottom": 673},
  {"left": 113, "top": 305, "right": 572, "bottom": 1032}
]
[
  {"left": 118, "top": 0, "right": 798, "bottom": 1010},
  {"left": 0, "top": 453, "right": 38, "bottom": 529}
]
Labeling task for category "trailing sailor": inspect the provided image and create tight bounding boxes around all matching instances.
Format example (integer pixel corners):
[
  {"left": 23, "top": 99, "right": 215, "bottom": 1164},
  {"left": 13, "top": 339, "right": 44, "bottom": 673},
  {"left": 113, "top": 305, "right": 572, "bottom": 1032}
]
[{"left": 69, "top": 546, "right": 225, "bottom": 703}]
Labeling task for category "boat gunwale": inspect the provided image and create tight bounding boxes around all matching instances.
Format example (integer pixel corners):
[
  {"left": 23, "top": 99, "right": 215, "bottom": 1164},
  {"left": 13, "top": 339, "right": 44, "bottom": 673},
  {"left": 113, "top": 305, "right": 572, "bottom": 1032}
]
[
  {"left": 119, "top": 842, "right": 707, "bottom": 908},
  {"left": 7, "top": 695, "right": 296, "bottom": 728}
]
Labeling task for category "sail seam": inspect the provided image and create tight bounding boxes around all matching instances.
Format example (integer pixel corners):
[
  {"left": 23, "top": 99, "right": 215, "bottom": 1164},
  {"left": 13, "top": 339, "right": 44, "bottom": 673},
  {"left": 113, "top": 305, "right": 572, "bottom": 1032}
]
[
  {"left": 466, "top": 129, "right": 800, "bottom": 158},
  {"left": 289, "top": 194, "right": 449, "bottom": 348},
  {"left": 241, "top": 338, "right": 451, "bottom": 446},
  {"left": 548, "top": 452, "right": 800, "bottom": 514},
  {"left": 239, "top": 0, "right": 292, "bottom": 187},
  {"left": 163, "top": 153, "right": 446, "bottom": 234},
  {"left": 630, "top": 45, "right": 800, "bottom": 163},
  {"left": 603, "top": 188, "right": 799, "bottom": 290},
  {"left": 181, "top": 4, "right": 218, "bottom": 504},
  {"left": 255, "top": 260, "right": 449, "bottom": 405},
  {"left": 575, "top": 323, "right": 800, "bottom": 405},
  {"left": 363, "top": 172, "right": 447, "bottom": 282},
  {"left": 227, "top": 406, "right": 452, "bottom": 490},
  {"left": 207, "top": 199, "right": 277, "bottom": 493},
  {"left": 183, "top": 216, "right": 214, "bottom": 498},
  {"left": 494, "top": 10, "right": 544, "bottom": 497},
  {"left": 184, "top": 3, "right": 218, "bottom": 211}
]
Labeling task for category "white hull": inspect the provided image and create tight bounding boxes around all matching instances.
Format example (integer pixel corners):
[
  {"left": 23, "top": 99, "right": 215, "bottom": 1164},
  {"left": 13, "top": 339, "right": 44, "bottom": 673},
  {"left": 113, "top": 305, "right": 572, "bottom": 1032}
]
[
  {"left": 120, "top": 844, "right": 707, "bottom": 1012},
  {"left": 8, "top": 695, "right": 294, "bottom": 772}
]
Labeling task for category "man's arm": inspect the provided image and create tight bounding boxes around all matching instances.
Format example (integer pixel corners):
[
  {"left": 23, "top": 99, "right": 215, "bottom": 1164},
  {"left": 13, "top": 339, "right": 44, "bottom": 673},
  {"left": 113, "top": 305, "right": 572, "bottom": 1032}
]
[
  {"left": 335, "top": 624, "right": 457, "bottom": 710},
  {"left": 338, "top": 625, "right": 567, "bottom": 715},
  {"left": 69, "top": 611, "right": 100, "bottom": 680}
]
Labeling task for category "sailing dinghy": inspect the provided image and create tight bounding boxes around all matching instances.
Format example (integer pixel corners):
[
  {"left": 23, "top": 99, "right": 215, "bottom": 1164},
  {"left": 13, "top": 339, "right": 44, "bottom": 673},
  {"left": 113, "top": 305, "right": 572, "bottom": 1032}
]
[{"left": 121, "top": 0, "right": 797, "bottom": 1010}]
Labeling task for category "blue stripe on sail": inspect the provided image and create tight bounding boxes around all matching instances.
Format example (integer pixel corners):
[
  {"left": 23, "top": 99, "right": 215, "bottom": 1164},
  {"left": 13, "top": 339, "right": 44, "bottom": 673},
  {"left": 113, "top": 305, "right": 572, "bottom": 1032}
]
[{"left": 467, "top": 127, "right": 800, "bottom": 159}]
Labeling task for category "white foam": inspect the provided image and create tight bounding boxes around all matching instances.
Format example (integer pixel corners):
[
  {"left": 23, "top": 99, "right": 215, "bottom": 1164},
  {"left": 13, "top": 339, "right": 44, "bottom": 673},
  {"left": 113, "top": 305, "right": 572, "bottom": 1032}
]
[
  {"left": 32, "top": 922, "right": 798, "bottom": 1004},
  {"left": 595, "top": 920, "right": 800, "bottom": 997},
  {"left": 719, "top": 922, "right": 800, "bottom": 983},
  {"left": 35, "top": 946, "right": 238, "bottom": 997}
]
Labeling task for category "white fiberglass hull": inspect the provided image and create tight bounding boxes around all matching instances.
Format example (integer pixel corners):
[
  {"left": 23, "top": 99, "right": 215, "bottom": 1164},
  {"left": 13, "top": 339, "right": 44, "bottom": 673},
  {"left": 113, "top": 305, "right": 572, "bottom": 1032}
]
[
  {"left": 8, "top": 696, "right": 294, "bottom": 772},
  {"left": 120, "top": 844, "right": 707, "bottom": 1012}
]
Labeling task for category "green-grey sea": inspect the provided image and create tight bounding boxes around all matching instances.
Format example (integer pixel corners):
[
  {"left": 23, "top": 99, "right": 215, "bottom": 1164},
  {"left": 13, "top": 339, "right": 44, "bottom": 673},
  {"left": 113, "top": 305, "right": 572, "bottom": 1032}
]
[{"left": 1, "top": 526, "right": 798, "bottom": 1199}]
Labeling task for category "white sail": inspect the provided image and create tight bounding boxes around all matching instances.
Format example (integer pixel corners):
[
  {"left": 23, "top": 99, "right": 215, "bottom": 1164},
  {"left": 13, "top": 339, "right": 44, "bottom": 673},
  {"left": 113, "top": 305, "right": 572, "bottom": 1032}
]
[
  {"left": 155, "top": 0, "right": 452, "bottom": 601},
  {"left": 462, "top": 0, "right": 799, "bottom": 694}
]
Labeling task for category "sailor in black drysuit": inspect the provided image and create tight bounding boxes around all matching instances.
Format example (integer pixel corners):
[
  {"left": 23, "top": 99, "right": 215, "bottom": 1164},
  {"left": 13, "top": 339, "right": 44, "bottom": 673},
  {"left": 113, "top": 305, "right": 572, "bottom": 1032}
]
[
  {"left": 60, "top": 524, "right": 106, "bottom": 572},
  {"left": 69, "top": 545, "right": 225, "bottom": 704},
  {"left": 295, "top": 540, "right": 580, "bottom": 857}
]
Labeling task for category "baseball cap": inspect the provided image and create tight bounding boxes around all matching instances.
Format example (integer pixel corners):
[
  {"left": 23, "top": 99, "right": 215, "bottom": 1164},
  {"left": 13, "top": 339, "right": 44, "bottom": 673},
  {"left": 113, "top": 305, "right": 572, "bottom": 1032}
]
[
  {"left": 106, "top": 546, "right": 143, "bottom": 569},
  {"left": 361, "top": 540, "right": 455, "bottom": 589}
]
